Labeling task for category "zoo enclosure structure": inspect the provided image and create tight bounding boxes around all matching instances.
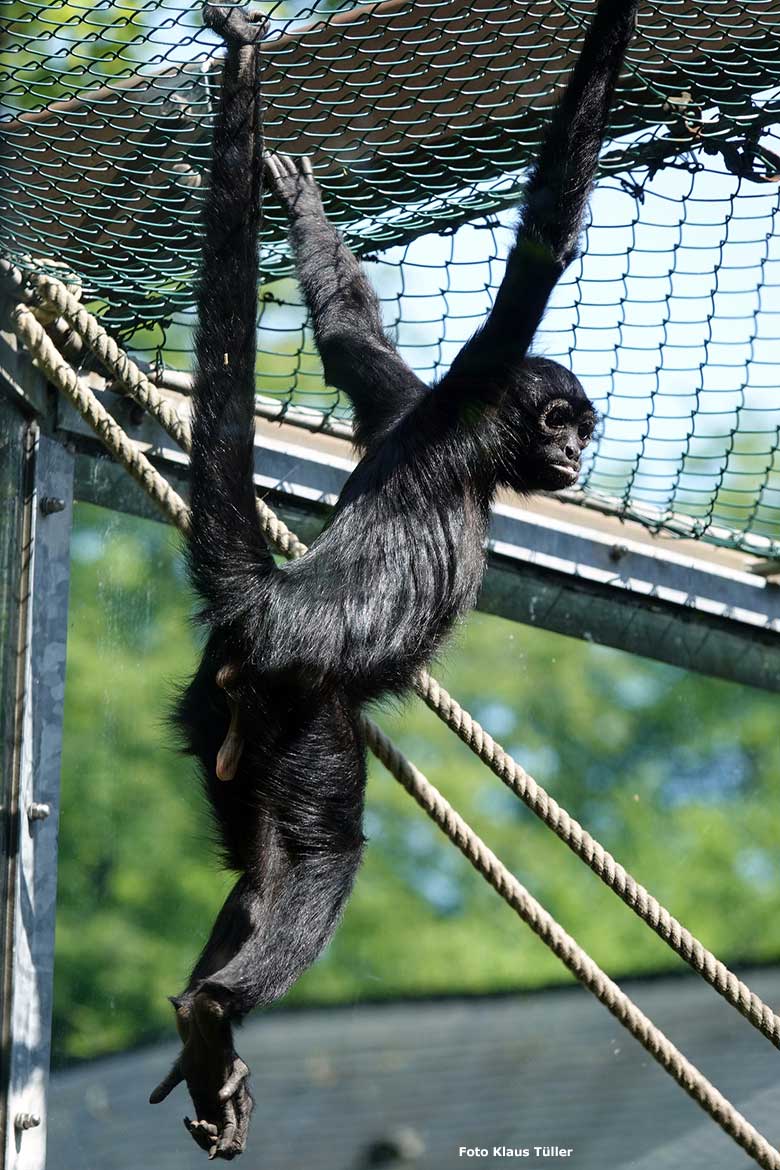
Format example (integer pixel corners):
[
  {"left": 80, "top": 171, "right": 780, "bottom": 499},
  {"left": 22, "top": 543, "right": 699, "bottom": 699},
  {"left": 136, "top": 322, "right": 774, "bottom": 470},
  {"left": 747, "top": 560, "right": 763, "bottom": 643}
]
[{"left": 2, "top": 1, "right": 780, "bottom": 1168}]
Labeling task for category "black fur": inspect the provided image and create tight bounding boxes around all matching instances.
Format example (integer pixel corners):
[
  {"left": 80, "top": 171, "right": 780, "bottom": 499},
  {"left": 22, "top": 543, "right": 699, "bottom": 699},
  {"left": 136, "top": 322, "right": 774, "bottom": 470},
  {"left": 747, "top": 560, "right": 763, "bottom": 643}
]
[{"left": 150, "top": 0, "right": 638, "bottom": 1158}]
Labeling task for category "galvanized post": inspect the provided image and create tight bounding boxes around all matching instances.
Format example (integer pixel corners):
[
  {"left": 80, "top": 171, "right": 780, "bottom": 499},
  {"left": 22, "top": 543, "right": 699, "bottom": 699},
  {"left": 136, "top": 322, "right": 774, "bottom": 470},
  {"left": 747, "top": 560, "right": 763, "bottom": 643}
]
[{"left": 2, "top": 422, "right": 74, "bottom": 1170}]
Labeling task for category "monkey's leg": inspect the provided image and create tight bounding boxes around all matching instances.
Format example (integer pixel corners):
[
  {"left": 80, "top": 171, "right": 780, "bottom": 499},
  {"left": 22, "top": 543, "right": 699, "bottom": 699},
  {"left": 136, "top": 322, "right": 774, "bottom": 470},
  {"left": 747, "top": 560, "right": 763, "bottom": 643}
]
[
  {"left": 265, "top": 153, "right": 428, "bottom": 448},
  {"left": 150, "top": 825, "right": 364, "bottom": 1159},
  {"left": 149, "top": 872, "right": 266, "bottom": 1159}
]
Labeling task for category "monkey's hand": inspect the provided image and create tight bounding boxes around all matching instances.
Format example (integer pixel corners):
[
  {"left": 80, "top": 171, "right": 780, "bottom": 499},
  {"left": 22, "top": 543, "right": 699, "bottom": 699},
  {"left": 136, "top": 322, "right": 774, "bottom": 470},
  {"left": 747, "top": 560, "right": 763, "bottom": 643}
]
[
  {"left": 149, "top": 993, "right": 253, "bottom": 1160},
  {"left": 264, "top": 153, "right": 323, "bottom": 218},
  {"left": 203, "top": 4, "right": 267, "bottom": 44}
]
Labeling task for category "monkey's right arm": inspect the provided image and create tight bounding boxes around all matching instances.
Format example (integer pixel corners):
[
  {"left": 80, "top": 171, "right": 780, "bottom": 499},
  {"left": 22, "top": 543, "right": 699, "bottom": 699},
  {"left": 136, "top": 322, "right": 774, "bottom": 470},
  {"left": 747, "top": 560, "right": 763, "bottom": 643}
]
[{"left": 266, "top": 154, "right": 429, "bottom": 449}]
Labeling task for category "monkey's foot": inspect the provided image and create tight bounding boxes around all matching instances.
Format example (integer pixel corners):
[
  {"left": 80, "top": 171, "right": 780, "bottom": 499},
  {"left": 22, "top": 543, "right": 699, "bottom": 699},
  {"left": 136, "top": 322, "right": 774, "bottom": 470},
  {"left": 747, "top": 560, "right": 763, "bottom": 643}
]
[
  {"left": 264, "top": 153, "right": 321, "bottom": 215},
  {"left": 149, "top": 994, "right": 253, "bottom": 1159}
]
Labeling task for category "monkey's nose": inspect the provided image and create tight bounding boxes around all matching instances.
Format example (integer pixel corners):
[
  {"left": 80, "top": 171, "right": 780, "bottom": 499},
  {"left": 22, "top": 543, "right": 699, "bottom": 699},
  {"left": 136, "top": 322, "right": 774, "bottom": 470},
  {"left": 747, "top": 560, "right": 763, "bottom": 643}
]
[{"left": 564, "top": 441, "right": 578, "bottom": 461}]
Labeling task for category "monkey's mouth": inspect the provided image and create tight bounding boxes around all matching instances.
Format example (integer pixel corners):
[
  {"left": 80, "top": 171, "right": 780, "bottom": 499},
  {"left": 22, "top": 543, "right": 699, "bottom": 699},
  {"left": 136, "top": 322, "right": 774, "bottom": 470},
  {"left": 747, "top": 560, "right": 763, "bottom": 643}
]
[{"left": 549, "top": 462, "right": 580, "bottom": 487}]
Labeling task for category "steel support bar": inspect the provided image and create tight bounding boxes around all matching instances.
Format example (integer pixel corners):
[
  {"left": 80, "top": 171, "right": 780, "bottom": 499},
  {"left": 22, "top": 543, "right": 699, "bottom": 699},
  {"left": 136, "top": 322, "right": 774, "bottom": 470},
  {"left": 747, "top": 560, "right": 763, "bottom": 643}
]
[
  {"left": 51, "top": 382, "right": 780, "bottom": 692},
  {"left": 1, "top": 418, "right": 74, "bottom": 1170},
  {"left": 0, "top": 397, "right": 29, "bottom": 1168}
]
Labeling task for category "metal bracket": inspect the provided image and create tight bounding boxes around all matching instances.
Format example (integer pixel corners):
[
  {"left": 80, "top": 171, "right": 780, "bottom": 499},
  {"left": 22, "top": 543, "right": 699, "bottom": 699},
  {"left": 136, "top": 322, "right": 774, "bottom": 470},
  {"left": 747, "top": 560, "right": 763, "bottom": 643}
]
[{"left": 749, "top": 558, "right": 780, "bottom": 581}]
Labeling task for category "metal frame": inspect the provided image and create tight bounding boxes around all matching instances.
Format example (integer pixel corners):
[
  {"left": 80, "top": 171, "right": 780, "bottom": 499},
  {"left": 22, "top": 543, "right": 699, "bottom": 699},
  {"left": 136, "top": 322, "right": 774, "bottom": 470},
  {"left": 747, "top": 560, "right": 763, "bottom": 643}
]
[
  {"left": 57, "top": 375, "right": 780, "bottom": 691},
  {"left": 0, "top": 345, "right": 73, "bottom": 1170}
]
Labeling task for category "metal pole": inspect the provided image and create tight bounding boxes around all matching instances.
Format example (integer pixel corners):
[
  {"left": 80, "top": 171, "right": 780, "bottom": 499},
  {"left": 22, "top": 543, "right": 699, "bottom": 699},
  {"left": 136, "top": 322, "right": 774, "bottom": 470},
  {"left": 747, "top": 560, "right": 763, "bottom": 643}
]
[{"left": 1, "top": 418, "right": 74, "bottom": 1170}]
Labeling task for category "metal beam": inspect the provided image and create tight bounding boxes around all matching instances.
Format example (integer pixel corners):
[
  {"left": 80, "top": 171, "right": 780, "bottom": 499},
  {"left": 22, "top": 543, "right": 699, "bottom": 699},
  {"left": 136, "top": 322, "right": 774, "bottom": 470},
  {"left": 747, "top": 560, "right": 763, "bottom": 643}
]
[
  {"left": 54, "top": 382, "right": 780, "bottom": 692},
  {"left": 0, "top": 397, "right": 31, "bottom": 1169},
  {"left": 1, "top": 418, "right": 74, "bottom": 1170},
  {"left": 4, "top": 343, "right": 778, "bottom": 691},
  {"left": 482, "top": 521, "right": 780, "bottom": 693}
]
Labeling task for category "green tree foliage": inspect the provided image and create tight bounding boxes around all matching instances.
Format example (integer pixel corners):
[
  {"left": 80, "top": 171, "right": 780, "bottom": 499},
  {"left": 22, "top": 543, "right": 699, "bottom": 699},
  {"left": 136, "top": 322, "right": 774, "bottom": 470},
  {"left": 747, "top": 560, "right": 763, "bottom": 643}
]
[
  {"left": 0, "top": 1, "right": 360, "bottom": 117},
  {"left": 55, "top": 503, "right": 780, "bottom": 1064},
  {"left": 1, "top": 1, "right": 165, "bottom": 114}
]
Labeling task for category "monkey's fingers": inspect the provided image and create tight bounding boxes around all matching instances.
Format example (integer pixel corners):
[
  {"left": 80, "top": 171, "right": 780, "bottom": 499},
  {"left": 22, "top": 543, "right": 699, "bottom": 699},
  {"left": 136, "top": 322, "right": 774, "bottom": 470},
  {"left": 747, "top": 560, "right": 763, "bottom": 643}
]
[
  {"left": 218, "top": 1056, "right": 250, "bottom": 1102},
  {"left": 263, "top": 152, "right": 297, "bottom": 182},
  {"left": 264, "top": 152, "right": 315, "bottom": 183},
  {"left": 149, "top": 1060, "right": 184, "bottom": 1104},
  {"left": 262, "top": 152, "right": 283, "bottom": 183}
]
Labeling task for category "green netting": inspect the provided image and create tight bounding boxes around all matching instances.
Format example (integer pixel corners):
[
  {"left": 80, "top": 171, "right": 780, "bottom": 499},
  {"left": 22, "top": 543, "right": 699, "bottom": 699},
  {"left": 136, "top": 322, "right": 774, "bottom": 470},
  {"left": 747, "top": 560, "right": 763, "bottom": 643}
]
[{"left": 2, "top": 1, "right": 780, "bottom": 556}]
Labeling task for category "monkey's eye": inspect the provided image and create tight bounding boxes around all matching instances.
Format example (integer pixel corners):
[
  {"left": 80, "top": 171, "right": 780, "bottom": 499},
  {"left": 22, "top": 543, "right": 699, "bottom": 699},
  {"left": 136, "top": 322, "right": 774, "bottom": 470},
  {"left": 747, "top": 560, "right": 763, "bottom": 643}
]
[
  {"left": 578, "top": 421, "right": 594, "bottom": 443},
  {"left": 542, "top": 403, "right": 571, "bottom": 430}
]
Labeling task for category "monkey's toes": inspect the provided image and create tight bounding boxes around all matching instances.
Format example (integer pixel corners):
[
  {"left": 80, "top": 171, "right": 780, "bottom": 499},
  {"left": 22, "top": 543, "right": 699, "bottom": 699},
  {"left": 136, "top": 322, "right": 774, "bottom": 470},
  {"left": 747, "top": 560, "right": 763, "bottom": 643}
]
[
  {"left": 218, "top": 1056, "right": 250, "bottom": 1102},
  {"left": 216, "top": 1079, "right": 254, "bottom": 1159},
  {"left": 212, "top": 1108, "right": 242, "bottom": 1160},
  {"left": 183, "top": 1098, "right": 250, "bottom": 1160},
  {"left": 184, "top": 1117, "right": 219, "bottom": 1154}
]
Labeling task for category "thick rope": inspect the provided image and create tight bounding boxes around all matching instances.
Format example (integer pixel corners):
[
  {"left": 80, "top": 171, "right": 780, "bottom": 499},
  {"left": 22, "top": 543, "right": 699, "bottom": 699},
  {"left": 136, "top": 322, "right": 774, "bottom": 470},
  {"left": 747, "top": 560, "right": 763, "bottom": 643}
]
[
  {"left": 414, "top": 668, "right": 780, "bottom": 1048},
  {"left": 12, "top": 303, "right": 191, "bottom": 533},
  {"left": 364, "top": 717, "right": 780, "bottom": 1170},
  {"left": 11, "top": 294, "right": 780, "bottom": 1170},
  {"left": 28, "top": 272, "right": 307, "bottom": 560},
  {"left": 15, "top": 269, "right": 780, "bottom": 1052}
]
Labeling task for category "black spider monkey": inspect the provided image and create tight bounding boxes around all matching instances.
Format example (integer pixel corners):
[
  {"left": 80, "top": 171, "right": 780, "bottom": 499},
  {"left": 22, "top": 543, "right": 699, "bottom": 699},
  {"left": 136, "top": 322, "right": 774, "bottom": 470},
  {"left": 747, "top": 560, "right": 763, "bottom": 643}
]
[{"left": 150, "top": 0, "right": 639, "bottom": 1157}]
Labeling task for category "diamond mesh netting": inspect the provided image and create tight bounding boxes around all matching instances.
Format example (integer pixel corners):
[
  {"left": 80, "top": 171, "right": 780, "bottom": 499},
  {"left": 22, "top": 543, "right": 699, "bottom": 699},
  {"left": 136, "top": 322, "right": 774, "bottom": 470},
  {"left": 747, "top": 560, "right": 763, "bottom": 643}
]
[{"left": 2, "top": 1, "right": 780, "bottom": 555}]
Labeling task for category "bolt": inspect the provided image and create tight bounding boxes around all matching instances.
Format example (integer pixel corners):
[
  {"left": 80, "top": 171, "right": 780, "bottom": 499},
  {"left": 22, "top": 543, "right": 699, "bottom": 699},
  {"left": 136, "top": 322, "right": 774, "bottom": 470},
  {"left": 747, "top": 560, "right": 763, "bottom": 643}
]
[
  {"left": 27, "top": 802, "right": 51, "bottom": 822},
  {"left": 609, "top": 543, "right": 629, "bottom": 564},
  {"left": 127, "top": 401, "right": 145, "bottom": 428},
  {"left": 40, "top": 496, "right": 65, "bottom": 515},
  {"left": 15, "top": 1113, "right": 41, "bottom": 1132}
]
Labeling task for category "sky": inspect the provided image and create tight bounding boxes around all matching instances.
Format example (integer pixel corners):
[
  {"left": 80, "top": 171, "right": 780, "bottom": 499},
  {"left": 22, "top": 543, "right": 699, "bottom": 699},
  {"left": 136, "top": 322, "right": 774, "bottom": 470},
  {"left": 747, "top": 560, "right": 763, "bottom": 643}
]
[{"left": 254, "top": 132, "right": 780, "bottom": 548}]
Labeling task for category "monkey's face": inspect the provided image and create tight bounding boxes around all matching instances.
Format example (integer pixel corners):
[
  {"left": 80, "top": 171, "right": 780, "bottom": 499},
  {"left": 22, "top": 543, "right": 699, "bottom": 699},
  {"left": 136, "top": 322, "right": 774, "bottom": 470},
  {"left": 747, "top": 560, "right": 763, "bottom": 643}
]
[
  {"left": 533, "top": 395, "right": 596, "bottom": 489},
  {"left": 500, "top": 357, "right": 597, "bottom": 493}
]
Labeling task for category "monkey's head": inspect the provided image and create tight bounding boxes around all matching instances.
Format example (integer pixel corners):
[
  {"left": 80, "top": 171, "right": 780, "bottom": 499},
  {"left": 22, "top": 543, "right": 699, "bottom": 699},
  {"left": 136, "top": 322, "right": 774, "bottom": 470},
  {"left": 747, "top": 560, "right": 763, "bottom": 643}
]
[{"left": 498, "top": 356, "right": 597, "bottom": 493}]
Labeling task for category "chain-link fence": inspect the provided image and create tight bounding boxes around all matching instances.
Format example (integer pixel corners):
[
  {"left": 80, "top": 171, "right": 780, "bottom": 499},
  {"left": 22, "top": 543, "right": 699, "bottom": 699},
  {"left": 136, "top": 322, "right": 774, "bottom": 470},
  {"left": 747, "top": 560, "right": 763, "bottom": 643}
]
[{"left": 2, "top": 0, "right": 780, "bottom": 555}]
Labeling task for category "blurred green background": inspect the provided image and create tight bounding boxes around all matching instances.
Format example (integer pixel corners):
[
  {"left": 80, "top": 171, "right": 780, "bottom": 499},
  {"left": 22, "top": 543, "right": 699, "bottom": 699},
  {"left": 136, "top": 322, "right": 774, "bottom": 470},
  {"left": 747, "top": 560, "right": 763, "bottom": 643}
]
[{"left": 53, "top": 501, "right": 780, "bottom": 1066}]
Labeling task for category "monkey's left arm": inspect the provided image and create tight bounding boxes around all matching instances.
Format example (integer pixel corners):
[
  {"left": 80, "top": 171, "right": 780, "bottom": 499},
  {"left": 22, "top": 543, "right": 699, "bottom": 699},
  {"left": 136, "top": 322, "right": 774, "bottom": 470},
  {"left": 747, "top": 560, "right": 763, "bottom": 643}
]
[{"left": 440, "top": 0, "right": 640, "bottom": 393}]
